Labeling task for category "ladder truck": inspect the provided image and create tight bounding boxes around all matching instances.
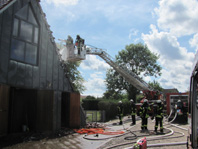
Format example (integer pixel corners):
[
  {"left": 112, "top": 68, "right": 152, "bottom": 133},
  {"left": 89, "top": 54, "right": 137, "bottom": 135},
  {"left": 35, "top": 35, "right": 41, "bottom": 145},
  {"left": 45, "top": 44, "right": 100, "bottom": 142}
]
[{"left": 59, "top": 35, "right": 161, "bottom": 101}]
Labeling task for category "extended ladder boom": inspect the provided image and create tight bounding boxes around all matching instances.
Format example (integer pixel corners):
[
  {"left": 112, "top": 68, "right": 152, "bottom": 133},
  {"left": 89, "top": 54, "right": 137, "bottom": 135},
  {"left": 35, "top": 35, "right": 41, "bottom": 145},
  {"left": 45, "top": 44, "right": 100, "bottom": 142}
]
[
  {"left": 86, "top": 47, "right": 153, "bottom": 91},
  {"left": 59, "top": 36, "right": 153, "bottom": 92}
]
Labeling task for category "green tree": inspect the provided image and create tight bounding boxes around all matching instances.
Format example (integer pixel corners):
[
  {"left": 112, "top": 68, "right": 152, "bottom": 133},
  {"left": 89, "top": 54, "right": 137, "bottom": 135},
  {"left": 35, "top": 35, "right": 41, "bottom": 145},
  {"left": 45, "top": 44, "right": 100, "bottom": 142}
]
[
  {"left": 148, "top": 80, "right": 163, "bottom": 92},
  {"left": 104, "top": 43, "right": 161, "bottom": 101},
  {"left": 56, "top": 42, "right": 85, "bottom": 93},
  {"left": 84, "top": 95, "right": 96, "bottom": 100}
]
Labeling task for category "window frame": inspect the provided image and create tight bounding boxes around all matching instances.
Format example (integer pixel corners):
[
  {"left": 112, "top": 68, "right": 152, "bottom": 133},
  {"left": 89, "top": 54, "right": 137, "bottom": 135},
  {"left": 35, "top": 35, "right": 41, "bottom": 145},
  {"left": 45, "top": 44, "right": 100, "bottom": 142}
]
[{"left": 10, "top": 3, "right": 40, "bottom": 66}]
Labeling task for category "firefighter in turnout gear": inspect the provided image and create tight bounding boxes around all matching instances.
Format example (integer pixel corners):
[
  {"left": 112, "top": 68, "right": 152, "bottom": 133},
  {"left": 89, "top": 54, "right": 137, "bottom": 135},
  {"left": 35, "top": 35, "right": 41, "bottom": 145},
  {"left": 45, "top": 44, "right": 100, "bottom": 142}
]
[
  {"left": 154, "top": 100, "right": 164, "bottom": 133},
  {"left": 130, "top": 99, "right": 136, "bottom": 125},
  {"left": 66, "top": 35, "right": 73, "bottom": 45},
  {"left": 139, "top": 99, "right": 151, "bottom": 131},
  {"left": 117, "top": 101, "right": 123, "bottom": 125},
  {"left": 75, "top": 35, "right": 84, "bottom": 55}
]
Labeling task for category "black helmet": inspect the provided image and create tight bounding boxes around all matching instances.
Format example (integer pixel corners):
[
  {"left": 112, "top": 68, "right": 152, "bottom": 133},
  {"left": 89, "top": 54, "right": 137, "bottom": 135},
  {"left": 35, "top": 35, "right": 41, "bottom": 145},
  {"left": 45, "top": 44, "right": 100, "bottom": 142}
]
[{"left": 76, "top": 35, "right": 80, "bottom": 39}]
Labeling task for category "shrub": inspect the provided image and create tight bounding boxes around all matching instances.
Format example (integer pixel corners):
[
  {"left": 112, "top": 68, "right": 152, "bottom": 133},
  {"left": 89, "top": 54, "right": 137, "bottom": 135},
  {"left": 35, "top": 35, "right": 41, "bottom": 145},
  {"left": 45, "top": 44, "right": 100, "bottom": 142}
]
[
  {"left": 82, "top": 97, "right": 100, "bottom": 110},
  {"left": 98, "top": 99, "right": 131, "bottom": 121}
]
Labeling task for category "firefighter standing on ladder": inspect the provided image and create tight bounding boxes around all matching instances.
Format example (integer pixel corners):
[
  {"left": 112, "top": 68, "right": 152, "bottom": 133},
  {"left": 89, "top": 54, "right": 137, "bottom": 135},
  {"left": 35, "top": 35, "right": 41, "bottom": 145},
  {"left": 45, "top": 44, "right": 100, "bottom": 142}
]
[
  {"left": 154, "top": 100, "right": 163, "bottom": 133},
  {"left": 139, "top": 99, "right": 151, "bottom": 132}
]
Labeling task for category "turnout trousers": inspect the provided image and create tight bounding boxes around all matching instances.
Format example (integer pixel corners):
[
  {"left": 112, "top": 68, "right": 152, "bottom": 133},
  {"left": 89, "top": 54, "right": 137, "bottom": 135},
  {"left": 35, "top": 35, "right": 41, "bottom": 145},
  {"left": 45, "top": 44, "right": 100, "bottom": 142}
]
[
  {"left": 141, "top": 117, "right": 148, "bottom": 130},
  {"left": 155, "top": 117, "right": 163, "bottom": 132},
  {"left": 131, "top": 115, "right": 136, "bottom": 125}
]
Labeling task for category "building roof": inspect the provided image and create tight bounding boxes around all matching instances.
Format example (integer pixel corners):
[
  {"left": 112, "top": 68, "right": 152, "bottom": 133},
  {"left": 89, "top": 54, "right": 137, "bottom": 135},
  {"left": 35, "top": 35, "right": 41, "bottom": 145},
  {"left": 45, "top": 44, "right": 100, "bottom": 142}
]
[
  {"left": 0, "top": 0, "right": 41, "bottom": 9},
  {"left": 162, "top": 88, "right": 179, "bottom": 94}
]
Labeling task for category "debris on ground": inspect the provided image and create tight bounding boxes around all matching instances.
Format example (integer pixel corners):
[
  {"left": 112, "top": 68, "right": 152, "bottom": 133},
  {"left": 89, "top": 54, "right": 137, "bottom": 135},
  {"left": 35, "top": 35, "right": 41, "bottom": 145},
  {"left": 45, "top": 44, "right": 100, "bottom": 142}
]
[{"left": 0, "top": 127, "right": 75, "bottom": 148}]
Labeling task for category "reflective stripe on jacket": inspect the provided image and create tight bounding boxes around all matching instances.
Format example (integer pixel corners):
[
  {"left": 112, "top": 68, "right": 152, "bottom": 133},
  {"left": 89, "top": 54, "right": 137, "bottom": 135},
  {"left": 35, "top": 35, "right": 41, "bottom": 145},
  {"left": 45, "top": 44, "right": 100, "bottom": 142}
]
[{"left": 139, "top": 105, "right": 151, "bottom": 118}]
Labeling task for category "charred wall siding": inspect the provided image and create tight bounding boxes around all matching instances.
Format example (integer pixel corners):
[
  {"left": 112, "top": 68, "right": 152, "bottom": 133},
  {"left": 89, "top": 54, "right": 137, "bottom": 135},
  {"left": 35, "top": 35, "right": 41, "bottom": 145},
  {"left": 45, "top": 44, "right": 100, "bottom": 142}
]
[{"left": 0, "top": 0, "right": 72, "bottom": 92}]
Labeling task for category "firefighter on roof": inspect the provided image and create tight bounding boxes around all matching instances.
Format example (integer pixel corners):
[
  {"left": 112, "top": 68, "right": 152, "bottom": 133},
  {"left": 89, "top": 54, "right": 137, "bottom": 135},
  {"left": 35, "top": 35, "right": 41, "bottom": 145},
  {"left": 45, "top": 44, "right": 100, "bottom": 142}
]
[
  {"left": 154, "top": 100, "right": 163, "bottom": 133},
  {"left": 117, "top": 101, "right": 123, "bottom": 125},
  {"left": 139, "top": 99, "right": 151, "bottom": 132},
  {"left": 130, "top": 99, "right": 136, "bottom": 125}
]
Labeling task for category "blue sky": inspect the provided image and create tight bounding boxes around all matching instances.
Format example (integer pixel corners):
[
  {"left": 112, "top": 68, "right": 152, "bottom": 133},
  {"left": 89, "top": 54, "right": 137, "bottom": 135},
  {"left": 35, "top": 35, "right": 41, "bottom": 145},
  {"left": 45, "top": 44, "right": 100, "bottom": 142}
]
[{"left": 40, "top": 0, "right": 198, "bottom": 97}]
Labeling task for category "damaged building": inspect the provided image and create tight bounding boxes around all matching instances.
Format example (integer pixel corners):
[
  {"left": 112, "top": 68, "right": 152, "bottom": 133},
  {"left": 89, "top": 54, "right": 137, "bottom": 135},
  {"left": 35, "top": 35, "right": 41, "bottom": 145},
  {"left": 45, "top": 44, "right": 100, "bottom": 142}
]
[{"left": 0, "top": 0, "right": 83, "bottom": 136}]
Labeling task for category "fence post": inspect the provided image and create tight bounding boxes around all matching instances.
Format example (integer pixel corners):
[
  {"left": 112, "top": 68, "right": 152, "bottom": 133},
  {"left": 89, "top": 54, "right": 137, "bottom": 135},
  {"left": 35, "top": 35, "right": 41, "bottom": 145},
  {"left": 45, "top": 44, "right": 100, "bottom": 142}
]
[
  {"left": 102, "top": 110, "right": 105, "bottom": 122},
  {"left": 96, "top": 111, "right": 98, "bottom": 122}
]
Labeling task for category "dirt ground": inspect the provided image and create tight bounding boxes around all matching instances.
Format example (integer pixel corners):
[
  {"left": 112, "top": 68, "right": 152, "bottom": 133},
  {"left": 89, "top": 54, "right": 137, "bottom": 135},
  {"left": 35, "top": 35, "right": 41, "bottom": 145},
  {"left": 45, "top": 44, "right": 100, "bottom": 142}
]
[{"left": 0, "top": 117, "right": 189, "bottom": 149}]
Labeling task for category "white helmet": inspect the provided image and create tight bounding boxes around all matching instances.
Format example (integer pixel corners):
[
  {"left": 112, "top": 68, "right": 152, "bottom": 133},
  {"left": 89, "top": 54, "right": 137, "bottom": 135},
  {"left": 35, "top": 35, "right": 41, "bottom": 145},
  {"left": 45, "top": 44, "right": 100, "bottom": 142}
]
[
  {"left": 130, "top": 99, "right": 134, "bottom": 102},
  {"left": 144, "top": 99, "right": 148, "bottom": 103},
  {"left": 119, "top": 101, "right": 122, "bottom": 104},
  {"left": 157, "top": 100, "right": 161, "bottom": 104}
]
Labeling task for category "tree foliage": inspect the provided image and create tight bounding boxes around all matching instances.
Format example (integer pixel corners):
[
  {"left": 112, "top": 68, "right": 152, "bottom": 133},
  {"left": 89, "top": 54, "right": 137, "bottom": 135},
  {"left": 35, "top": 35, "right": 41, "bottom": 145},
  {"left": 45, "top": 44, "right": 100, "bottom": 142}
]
[
  {"left": 104, "top": 43, "right": 161, "bottom": 101},
  {"left": 148, "top": 80, "right": 163, "bottom": 92},
  {"left": 84, "top": 95, "right": 96, "bottom": 100},
  {"left": 64, "top": 61, "right": 86, "bottom": 93}
]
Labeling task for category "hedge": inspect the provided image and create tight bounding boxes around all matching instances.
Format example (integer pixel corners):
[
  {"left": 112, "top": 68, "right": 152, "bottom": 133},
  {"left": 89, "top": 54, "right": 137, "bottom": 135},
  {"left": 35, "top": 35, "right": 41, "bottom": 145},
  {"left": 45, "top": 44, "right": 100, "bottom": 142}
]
[
  {"left": 82, "top": 99, "right": 100, "bottom": 110},
  {"left": 98, "top": 100, "right": 131, "bottom": 121}
]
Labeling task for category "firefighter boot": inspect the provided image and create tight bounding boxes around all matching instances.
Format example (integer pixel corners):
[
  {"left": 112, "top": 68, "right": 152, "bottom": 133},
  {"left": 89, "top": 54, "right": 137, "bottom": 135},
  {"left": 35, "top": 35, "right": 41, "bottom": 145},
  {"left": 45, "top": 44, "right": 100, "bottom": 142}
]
[
  {"left": 140, "top": 127, "right": 144, "bottom": 133},
  {"left": 155, "top": 126, "right": 158, "bottom": 133},
  {"left": 145, "top": 127, "right": 149, "bottom": 133}
]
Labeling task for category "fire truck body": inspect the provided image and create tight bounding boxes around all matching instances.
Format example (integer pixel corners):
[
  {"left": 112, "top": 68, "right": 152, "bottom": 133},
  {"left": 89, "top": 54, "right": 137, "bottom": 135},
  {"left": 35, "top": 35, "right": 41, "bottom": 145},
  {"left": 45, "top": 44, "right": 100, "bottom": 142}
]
[{"left": 188, "top": 51, "right": 198, "bottom": 148}]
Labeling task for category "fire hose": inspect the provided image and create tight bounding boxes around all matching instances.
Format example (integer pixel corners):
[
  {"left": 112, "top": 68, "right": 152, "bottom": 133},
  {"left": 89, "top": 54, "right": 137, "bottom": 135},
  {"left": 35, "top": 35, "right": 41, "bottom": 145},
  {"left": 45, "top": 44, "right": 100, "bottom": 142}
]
[
  {"left": 76, "top": 110, "right": 188, "bottom": 148},
  {"left": 105, "top": 111, "right": 188, "bottom": 149},
  {"left": 105, "top": 130, "right": 185, "bottom": 149},
  {"left": 74, "top": 128, "right": 125, "bottom": 135}
]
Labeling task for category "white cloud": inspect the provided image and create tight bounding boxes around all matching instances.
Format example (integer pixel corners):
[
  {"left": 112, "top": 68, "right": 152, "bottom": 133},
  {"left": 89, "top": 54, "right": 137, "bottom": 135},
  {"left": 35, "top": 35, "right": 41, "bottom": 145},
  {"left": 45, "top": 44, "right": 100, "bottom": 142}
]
[
  {"left": 82, "top": 72, "right": 106, "bottom": 97},
  {"left": 158, "top": 68, "right": 190, "bottom": 91},
  {"left": 189, "top": 33, "right": 198, "bottom": 49},
  {"left": 142, "top": 25, "right": 194, "bottom": 92},
  {"left": 142, "top": 25, "right": 194, "bottom": 61},
  {"left": 80, "top": 55, "right": 110, "bottom": 97},
  {"left": 154, "top": 0, "right": 198, "bottom": 37},
  {"left": 90, "top": 72, "right": 103, "bottom": 78},
  {"left": 80, "top": 55, "right": 110, "bottom": 71},
  {"left": 45, "top": 0, "right": 79, "bottom": 7}
]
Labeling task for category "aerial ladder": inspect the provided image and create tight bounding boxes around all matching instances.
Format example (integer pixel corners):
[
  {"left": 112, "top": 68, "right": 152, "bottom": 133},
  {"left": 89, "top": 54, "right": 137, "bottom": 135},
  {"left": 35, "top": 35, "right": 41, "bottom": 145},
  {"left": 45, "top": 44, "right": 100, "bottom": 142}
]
[{"left": 59, "top": 36, "right": 159, "bottom": 101}]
